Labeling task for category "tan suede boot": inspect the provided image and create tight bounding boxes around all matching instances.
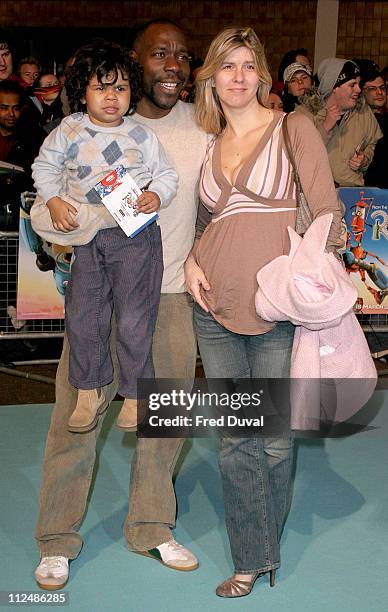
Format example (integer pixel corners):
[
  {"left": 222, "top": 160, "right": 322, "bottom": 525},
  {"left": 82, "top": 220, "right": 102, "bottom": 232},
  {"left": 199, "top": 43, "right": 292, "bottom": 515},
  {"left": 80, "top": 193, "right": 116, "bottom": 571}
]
[
  {"left": 116, "top": 398, "right": 151, "bottom": 432},
  {"left": 68, "top": 388, "right": 108, "bottom": 433}
]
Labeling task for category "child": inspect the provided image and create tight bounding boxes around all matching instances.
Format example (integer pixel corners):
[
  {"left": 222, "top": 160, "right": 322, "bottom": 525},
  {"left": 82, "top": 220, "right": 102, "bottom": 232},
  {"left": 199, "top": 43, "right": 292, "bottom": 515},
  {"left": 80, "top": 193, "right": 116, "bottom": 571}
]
[{"left": 32, "top": 41, "right": 178, "bottom": 433}]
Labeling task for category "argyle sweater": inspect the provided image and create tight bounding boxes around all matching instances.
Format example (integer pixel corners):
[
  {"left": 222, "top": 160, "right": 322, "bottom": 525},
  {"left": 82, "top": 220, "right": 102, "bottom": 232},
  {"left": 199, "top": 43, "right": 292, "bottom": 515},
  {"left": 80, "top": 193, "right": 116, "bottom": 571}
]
[{"left": 32, "top": 112, "right": 177, "bottom": 210}]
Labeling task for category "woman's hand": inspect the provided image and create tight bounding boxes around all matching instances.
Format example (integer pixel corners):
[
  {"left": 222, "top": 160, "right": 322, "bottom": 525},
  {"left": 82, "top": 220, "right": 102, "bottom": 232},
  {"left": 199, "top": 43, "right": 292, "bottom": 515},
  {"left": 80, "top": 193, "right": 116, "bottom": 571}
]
[
  {"left": 184, "top": 254, "right": 210, "bottom": 312},
  {"left": 46, "top": 197, "right": 79, "bottom": 232}
]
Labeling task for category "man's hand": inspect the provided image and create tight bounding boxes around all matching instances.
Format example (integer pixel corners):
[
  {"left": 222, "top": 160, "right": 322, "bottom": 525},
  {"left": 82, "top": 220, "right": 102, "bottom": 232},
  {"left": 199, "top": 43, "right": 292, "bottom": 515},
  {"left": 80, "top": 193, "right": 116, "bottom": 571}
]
[
  {"left": 46, "top": 197, "right": 79, "bottom": 232},
  {"left": 349, "top": 151, "right": 366, "bottom": 171},
  {"left": 135, "top": 191, "right": 161, "bottom": 214},
  {"left": 323, "top": 102, "right": 342, "bottom": 133}
]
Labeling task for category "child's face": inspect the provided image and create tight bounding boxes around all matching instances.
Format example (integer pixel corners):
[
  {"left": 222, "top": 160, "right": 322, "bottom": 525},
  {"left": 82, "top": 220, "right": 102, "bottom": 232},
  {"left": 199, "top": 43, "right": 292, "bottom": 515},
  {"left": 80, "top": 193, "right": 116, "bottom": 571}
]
[{"left": 82, "top": 71, "right": 131, "bottom": 127}]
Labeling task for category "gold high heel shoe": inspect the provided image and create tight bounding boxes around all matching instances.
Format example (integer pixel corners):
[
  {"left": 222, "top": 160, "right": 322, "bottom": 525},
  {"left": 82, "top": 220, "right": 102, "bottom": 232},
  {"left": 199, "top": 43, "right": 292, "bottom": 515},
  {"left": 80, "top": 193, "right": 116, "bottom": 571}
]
[{"left": 215, "top": 568, "right": 276, "bottom": 598}]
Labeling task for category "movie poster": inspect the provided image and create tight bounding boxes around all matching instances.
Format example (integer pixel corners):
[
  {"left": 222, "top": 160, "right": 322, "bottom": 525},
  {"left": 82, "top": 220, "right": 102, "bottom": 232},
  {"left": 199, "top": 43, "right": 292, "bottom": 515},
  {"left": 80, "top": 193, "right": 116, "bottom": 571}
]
[
  {"left": 339, "top": 187, "right": 388, "bottom": 314},
  {"left": 16, "top": 193, "right": 71, "bottom": 319}
]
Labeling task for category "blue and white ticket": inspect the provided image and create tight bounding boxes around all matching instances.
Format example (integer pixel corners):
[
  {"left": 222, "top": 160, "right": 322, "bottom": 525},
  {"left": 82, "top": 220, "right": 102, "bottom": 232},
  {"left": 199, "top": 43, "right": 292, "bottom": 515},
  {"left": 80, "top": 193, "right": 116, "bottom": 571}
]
[{"left": 95, "top": 165, "right": 157, "bottom": 238}]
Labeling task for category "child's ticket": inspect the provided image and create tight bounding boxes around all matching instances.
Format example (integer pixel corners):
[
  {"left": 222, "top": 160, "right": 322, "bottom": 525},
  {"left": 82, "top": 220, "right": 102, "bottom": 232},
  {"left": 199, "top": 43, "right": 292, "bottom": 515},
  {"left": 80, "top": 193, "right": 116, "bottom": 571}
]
[{"left": 95, "top": 165, "right": 157, "bottom": 238}]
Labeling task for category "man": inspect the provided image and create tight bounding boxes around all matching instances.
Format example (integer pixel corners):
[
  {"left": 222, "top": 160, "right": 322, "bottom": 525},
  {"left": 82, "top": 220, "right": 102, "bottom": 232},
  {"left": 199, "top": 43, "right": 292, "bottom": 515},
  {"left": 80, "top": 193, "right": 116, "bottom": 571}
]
[
  {"left": 0, "top": 80, "right": 22, "bottom": 161},
  {"left": 363, "top": 69, "right": 388, "bottom": 188},
  {"left": 361, "top": 69, "right": 388, "bottom": 134},
  {"left": 0, "top": 33, "right": 13, "bottom": 81},
  {"left": 0, "top": 79, "right": 42, "bottom": 170},
  {"left": 34, "top": 20, "right": 208, "bottom": 590},
  {"left": 16, "top": 56, "right": 41, "bottom": 88},
  {"left": 282, "top": 62, "right": 313, "bottom": 112},
  {"left": 0, "top": 79, "right": 43, "bottom": 229},
  {"left": 277, "top": 47, "right": 312, "bottom": 85},
  {"left": 297, "top": 58, "right": 382, "bottom": 186}
]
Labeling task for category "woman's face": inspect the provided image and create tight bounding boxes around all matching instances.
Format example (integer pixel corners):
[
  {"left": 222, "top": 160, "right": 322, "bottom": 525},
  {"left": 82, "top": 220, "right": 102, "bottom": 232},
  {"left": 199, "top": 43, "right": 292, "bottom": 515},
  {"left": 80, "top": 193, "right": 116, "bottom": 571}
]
[
  {"left": 39, "top": 74, "right": 60, "bottom": 103},
  {"left": 214, "top": 46, "right": 260, "bottom": 111},
  {"left": 286, "top": 71, "right": 312, "bottom": 97},
  {"left": 268, "top": 92, "right": 283, "bottom": 110}
]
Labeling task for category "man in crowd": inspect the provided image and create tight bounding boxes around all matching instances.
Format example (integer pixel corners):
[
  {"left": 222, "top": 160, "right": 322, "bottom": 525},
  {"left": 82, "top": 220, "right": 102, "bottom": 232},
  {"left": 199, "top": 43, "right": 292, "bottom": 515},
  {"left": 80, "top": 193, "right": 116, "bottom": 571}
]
[
  {"left": 0, "top": 32, "right": 14, "bottom": 82},
  {"left": 0, "top": 79, "right": 43, "bottom": 231},
  {"left": 34, "top": 19, "right": 208, "bottom": 590},
  {"left": 363, "top": 68, "right": 388, "bottom": 188},
  {"left": 361, "top": 68, "right": 388, "bottom": 134},
  {"left": 0, "top": 79, "right": 42, "bottom": 171},
  {"left": 297, "top": 58, "right": 382, "bottom": 186},
  {"left": 16, "top": 56, "right": 41, "bottom": 89}
]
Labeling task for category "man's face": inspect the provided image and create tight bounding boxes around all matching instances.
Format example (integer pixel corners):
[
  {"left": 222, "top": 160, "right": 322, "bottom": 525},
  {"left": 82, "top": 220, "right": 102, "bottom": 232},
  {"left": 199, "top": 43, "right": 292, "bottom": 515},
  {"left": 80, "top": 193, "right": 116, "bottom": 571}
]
[
  {"left": 287, "top": 70, "right": 313, "bottom": 97},
  {"left": 20, "top": 63, "right": 40, "bottom": 86},
  {"left": 0, "top": 91, "right": 21, "bottom": 135},
  {"left": 0, "top": 44, "right": 13, "bottom": 81},
  {"left": 363, "top": 76, "right": 386, "bottom": 111},
  {"left": 332, "top": 77, "right": 361, "bottom": 111},
  {"left": 133, "top": 24, "right": 190, "bottom": 117}
]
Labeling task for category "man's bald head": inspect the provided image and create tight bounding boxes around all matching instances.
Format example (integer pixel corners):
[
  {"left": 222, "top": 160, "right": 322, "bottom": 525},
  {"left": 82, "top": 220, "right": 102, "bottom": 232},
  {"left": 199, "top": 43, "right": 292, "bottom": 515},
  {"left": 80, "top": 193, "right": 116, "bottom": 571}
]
[{"left": 132, "top": 19, "right": 182, "bottom": 52}]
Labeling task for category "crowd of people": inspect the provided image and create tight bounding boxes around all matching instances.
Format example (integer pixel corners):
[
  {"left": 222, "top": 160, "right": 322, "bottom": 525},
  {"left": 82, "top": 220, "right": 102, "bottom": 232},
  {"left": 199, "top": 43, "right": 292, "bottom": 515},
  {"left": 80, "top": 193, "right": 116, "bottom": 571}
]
[
  {"left": 2, "top": 30, "right": 387, "bottom": 196},
  {"left": 0, "top": 20, "right": 382, "bottom": 599}
]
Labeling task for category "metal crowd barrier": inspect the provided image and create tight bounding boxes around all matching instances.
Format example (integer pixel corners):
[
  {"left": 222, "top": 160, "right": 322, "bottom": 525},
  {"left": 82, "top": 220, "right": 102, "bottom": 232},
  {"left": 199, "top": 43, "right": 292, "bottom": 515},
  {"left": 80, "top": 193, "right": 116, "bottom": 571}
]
[{"left": 0, "top": 231, "right": 64, "bottom": 382}]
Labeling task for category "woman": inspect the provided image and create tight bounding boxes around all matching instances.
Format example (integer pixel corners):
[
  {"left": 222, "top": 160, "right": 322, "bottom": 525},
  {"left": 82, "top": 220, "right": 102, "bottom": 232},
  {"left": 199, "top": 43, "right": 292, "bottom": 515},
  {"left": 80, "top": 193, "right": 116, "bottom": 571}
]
[
  {"left": 29, "top": 73, "right": 63, "bottom": 130},
  {"left": 268, "top": 87, "right": 283, "bottom": 110},
  {"left": 184, "top": 27, "right": 342, "bottom": 598}
]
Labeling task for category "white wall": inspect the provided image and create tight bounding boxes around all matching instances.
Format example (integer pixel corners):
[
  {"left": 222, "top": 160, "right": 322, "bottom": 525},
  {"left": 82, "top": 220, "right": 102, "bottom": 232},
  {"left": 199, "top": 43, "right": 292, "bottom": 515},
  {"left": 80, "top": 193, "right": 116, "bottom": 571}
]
[{"left": 314, "top": 0, "right": 340, "bottom": 70}]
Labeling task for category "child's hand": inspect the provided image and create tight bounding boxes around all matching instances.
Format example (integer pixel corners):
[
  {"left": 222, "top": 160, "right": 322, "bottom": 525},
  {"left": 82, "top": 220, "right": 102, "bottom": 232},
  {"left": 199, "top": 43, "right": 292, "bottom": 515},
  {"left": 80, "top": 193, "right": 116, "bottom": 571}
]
[
  {"left": 135, "top": 191, "right": 161, "bottom": 214},
  {"left": 46, "top": 197, "right": 80, "bottom": 232}
]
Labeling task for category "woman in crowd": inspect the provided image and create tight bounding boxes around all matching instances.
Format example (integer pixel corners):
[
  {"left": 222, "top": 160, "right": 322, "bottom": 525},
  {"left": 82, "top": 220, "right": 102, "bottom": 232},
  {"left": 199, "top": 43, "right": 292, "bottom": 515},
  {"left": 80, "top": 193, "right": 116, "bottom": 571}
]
[
  {"left": 184, "top": 26, "right": 342, "bottom": 599},
  {"left": 29, "top": 72, "right": 63, "bottom": 130},
  {"left": 268, "top": 87, "right": 283, "bottom": 110}
]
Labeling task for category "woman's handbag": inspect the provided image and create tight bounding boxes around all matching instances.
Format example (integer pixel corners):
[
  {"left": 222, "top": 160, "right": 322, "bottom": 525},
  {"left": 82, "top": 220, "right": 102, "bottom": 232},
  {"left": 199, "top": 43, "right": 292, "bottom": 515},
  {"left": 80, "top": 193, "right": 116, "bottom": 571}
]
[{"left": 282, "top": 113, "right": 313, "bottom": 235}]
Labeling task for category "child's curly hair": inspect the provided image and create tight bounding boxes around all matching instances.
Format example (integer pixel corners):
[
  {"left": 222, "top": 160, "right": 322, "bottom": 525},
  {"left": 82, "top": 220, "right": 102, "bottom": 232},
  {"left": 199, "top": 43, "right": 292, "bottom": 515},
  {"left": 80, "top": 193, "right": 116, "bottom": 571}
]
[{"left": 66, "top": 40, "right": 143, "bottom": 115}]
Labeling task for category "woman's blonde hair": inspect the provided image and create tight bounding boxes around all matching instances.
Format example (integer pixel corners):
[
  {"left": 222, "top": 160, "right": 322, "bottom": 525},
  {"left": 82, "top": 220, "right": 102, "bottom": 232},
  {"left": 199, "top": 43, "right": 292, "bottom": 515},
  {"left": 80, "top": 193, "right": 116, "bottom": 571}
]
[{"left": 195, "top": 27, "right": 272, "bottom": 134}]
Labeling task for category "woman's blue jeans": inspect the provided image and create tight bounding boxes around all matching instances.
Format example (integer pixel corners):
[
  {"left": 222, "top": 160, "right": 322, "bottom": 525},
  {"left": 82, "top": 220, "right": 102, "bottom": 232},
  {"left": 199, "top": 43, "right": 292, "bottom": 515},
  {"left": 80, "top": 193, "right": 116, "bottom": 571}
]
[{"left": 194, "top": 305, "right": 295, "bottom": 574}]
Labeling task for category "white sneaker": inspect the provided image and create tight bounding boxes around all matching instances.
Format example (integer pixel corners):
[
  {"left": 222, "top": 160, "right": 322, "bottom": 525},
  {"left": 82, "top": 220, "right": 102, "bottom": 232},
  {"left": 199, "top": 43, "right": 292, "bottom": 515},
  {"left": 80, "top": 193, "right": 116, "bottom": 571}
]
[
  {"left": 35, "top": 556, "right": 69, "bottom": 590},
  {"left": 135, "top": 539, "right": 199, "bottom": 571}
]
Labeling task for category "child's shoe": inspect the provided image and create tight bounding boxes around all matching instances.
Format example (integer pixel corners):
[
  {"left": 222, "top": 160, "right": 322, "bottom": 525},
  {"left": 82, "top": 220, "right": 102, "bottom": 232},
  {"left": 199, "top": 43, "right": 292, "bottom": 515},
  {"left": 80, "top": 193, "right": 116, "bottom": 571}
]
[
  {"left": 68, "top": 388, "right": 108, "bottom": 433},
  {"left": 116, "top": 399, "right": 143, "bottom": 432}
]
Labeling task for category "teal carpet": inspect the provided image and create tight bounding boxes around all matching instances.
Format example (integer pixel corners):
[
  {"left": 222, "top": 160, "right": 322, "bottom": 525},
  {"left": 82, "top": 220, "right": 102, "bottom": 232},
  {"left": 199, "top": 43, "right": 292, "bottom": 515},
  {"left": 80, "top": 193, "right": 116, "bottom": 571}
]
[{"left": 0, "top": 392, "right": 387, "bottom": 612}]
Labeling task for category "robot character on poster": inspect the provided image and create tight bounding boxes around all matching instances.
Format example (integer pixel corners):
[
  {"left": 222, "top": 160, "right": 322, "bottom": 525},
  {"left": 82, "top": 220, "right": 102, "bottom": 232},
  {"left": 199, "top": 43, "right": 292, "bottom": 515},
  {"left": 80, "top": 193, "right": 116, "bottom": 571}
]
[{"left": 339, "top": 187, "right": 388, "bottom": 313}]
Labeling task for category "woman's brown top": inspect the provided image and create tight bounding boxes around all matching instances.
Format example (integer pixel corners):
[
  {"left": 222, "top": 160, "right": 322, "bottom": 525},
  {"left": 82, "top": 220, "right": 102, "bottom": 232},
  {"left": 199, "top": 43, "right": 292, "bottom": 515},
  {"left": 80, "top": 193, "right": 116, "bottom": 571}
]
[{"left": 195, "top": 110, "right": 343, "bottom": 335}]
